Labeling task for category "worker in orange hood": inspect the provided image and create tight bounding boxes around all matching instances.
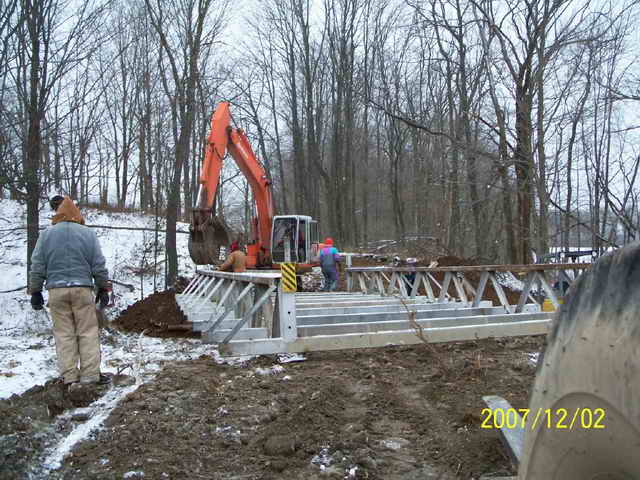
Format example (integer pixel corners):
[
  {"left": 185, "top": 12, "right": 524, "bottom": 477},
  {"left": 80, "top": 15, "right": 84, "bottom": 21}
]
[{"left": 29, "top": 195, "right": 111, "bottom": 388}]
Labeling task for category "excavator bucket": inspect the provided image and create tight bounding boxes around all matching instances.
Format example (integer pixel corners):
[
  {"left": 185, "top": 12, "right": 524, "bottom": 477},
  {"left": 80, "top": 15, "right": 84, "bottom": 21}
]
[{"left": 188, "top": 212, "right": 231, "bottom": 265}]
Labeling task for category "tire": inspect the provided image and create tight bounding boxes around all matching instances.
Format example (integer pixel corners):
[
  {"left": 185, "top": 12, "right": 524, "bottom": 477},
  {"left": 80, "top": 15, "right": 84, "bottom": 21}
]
[{"left": 519, "top": 244, "right": 640, "bottom": 479}]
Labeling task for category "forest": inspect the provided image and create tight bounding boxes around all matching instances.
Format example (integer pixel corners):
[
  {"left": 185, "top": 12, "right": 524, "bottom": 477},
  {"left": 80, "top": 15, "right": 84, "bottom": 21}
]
[{"left": 1, "top": 0, "right": 640, "bottom": 286}]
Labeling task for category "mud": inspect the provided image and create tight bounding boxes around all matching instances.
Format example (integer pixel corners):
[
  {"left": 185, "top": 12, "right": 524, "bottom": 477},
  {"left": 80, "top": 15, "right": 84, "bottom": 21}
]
[
  {"left": 0, "top": 375, "right": 120, "bottom": 479},
  {"left": 35, "top": 336, "right": 543, "bottom": 479},
  {"left": 0, "top": 259, "right": 543, "bottom": 477},
  {"left": 113, "top": 291, "right": 199, "bottom": 339}
]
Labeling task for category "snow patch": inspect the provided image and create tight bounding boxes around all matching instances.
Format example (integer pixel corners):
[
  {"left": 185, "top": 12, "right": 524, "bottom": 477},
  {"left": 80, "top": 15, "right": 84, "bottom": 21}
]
[
  {"left": 123, "top": 471, "right": 145, "bottom": 478},
  {"left": 277, "top": 353, "right": 306, "bottom": 363},
  {"left": 254, "top": 365, "right": 285, "bottom": 376},
  {"left": 380, "top": 437, "right": 410, "bottom": 451},
  {"left": 311, "top": 446, "right": 333, "bottom": 468},
  {"left": 0, "top": 198, "right": 199, "bottom": 398},
  {"left": 43, "top": 384, "right": 139, "bottom": 470},
  {"left": 495, "top": 271, "right": 525, "bottom": 291}
]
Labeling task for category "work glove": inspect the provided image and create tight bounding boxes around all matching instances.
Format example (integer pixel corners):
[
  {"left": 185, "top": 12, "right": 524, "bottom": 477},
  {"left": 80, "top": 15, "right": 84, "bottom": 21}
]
[
  {"left": 95, "top": 289, "right": 110, "bottom": 309},
  {"left": 31, "top": 291, "right": 44, "bottom": 310}
]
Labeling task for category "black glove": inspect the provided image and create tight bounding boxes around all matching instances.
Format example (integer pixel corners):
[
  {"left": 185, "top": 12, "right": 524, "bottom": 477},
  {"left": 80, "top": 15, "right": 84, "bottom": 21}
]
[
  {"left": 31, "top": 291, "right": 44, "bottom": 310},
  {"left": 95, "top": 289, "right": 109, "bottom": 309}
]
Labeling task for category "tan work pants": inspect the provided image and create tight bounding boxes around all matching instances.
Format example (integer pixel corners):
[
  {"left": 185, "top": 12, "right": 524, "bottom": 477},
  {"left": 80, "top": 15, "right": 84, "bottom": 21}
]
[{"left": 48, "top": 287, "right": 101, "bottom": 384}]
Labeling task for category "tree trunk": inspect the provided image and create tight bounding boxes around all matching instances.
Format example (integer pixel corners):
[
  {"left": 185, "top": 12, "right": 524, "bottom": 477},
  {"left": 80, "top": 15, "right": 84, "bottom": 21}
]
[{"left": 514, "top": 84, "right": 533, "bottom": 264}]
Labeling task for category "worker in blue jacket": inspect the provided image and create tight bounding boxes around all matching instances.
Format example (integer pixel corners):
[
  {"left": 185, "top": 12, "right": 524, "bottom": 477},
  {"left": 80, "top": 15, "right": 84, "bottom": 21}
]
[
  {"left": 29, "top": 196, "right": 110, "bottom": 388},
  {"left": 320, "top": 237, "right": 341, "bottom": 291}
]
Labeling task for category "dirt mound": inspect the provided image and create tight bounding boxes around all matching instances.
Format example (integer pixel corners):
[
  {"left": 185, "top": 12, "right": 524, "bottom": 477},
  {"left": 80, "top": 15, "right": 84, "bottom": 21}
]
[
  {"left": 423, "top": 254, "right": 469, "bottom": 267},
  {"left": 113, "top": 291, "right": 198, "bottom": 338}
]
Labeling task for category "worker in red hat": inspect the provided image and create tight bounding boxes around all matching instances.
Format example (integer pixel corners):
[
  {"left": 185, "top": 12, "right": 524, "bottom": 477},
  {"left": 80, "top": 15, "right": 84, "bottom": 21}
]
[
  {"left": 219, "top": 241, "right": 246, "bottom": 273},
  {"left": 319, "top": 237, "right": 341, "bottom": 291}
]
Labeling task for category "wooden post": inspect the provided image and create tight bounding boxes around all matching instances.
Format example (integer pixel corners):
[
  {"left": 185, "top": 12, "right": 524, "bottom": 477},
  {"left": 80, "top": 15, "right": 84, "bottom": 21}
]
[{"left": 346, "top": 255, "right": 353, "bottom": 292}]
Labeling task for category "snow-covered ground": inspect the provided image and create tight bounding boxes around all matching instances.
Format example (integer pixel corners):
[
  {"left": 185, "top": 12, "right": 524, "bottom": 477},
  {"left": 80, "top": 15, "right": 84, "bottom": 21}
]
[{"left": 0, "top": 198, "right": 219, "bottom": 399}]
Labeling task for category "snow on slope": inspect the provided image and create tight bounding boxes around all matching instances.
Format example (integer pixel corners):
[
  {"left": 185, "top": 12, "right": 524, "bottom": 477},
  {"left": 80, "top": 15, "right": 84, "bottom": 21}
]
[{"left": 0, "top": 198, "right": 217, "bottom": 399}]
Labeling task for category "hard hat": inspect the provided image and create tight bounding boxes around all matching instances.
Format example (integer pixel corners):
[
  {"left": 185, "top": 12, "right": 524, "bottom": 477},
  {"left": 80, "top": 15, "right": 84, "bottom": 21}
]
[{"left": 324, "top": 237, "right": 333, "bottom": 245}]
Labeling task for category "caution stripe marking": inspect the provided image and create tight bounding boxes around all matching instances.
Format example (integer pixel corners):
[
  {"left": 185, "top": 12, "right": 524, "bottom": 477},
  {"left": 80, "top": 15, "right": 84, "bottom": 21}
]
[{"left": 281, "top": 263, "right": 297, "bottom": 292}]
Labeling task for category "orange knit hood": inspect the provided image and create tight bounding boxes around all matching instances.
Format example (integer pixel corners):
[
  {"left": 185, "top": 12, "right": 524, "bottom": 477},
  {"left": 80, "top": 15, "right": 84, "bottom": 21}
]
[{"left": 52, "top": 197, "right": 85, "bottom": 225}]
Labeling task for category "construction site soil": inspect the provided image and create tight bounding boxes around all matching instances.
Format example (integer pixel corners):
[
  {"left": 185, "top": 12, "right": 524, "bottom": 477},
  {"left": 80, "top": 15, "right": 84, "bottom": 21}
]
[
  {"left": 113, "top": 290, "right": 199, "bottom": 339},
  {"left": 1, "top": 337, "right": 543, "bottom": 479},
  {"left": 1, "top": 256, "right": 542, "bottom": 479}
]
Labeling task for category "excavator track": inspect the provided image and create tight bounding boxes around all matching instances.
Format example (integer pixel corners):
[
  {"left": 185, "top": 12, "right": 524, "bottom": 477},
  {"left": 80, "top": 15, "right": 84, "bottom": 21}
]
[
  {"left": 519, "top": 244, "right": 640, "bottom": 479},
  {"left": 188, "top": 215, "right": 231, "bottom": 265}
]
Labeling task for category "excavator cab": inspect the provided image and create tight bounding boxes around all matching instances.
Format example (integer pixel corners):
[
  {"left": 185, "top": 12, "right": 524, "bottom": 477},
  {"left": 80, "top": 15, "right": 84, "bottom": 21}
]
[{"left": 271, "top": 215, "right": 319, "bottom": 265}]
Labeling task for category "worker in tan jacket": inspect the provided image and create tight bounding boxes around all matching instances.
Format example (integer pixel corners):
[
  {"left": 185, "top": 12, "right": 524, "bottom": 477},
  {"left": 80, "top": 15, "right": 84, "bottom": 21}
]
[{"left": 218, "top": 242, "right": 247, "bottom": 272}]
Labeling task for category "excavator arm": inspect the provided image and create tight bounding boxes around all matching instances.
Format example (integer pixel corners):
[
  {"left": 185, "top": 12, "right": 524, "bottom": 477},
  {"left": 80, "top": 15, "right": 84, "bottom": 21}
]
[{"left": 189, "top": 102, "right": 274, "bottom": 267}]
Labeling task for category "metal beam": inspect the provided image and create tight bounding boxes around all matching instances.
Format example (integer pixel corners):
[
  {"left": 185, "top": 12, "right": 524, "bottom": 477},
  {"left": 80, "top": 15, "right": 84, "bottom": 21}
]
[
  {"left": 185, "top": 276, "right": 215, "bottom": 307},
  {"left": 347, "top": 263, "right": 591, "bottom": 273},
  {"left": 299, "top": 312, "right": 550, "bottom": 336},
  {"left": 185, "top": 276, "right": 216, "bottom": 309},
  {"left": 205, "top": 327, "right": 268, "bottom": 342},
  {"left": 439, "top": 272, "right": 453, "bottom": 302},
  {"left": 483, "top": 395, "right": 524, "bottom": 465},
  {"left": 197, "top": 270, "right": 281, "bottom": 285},
  {"left": 296, "top": 306, "right": 512, "bottom": 326},
  {"left": 206, "top": 282, "right": 255, "bottom": 334},
  {"left": 181, "top": 274, "right": 202, "bottom": 295},
  {"left": 296, "top": 294, "right": 389, "bottom": 301},
  {"left": 489, "top": 272, "right": 514, "bottom": 313},
  {"left": 296, "top": 301, "right": 480, "bottom": 316},
  {"left": 221, "top": 285, "right": 278, "bottom": 343},
  {"left": 220, "top": 319, "right": 551, "bottom": 355},
  {"left": 473, "top": 271, "right": 490, "bottom": 307},
  {"left": 194, "top": 277, "right": 226, "bottom": 311},
  {"left": 295, "top": 298, "right": 432, "bottom": 309},
  {"left": 516, "top": 272, "right": 537, "bottom": 313}
]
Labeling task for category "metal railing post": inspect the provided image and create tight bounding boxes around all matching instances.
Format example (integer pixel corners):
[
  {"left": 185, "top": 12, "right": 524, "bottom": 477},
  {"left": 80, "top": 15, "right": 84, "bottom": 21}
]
[{"left": 278, "top": 281, "right": 297, "bottom": 343}]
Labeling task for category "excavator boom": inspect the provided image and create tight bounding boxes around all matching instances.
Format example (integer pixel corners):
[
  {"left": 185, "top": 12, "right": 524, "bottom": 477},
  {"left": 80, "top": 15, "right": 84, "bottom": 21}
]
[{"left": 189, "top": 102, "right": 274, "bottom": 267}]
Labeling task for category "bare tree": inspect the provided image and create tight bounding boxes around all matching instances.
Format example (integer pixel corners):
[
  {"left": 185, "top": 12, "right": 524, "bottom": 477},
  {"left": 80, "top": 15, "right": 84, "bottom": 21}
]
[
  {"left": 8, "top": 0, "right": 108, "bottom": 278},
  {"left": 143, "top": 0, "right": 228, "bottom": 287}
]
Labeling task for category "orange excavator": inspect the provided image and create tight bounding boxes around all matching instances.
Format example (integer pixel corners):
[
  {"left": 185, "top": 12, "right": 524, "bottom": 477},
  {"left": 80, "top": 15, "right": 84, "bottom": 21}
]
[{"left": 189, "top": 102, "right": 320, "bottom": 270}]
